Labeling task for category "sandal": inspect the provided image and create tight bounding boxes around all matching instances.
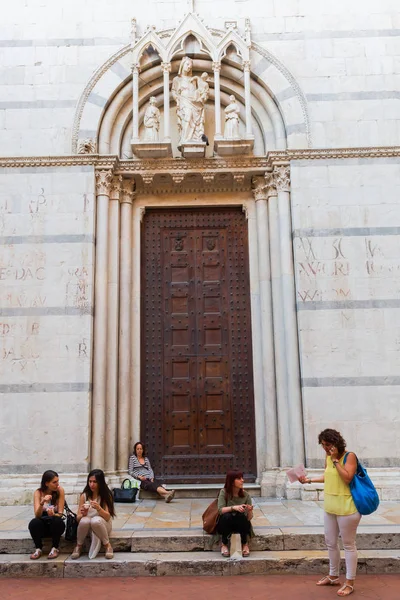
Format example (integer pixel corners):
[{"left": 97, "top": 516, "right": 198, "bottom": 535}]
[
  {"left": 221, "top": 544, "right": 230, "bottom": 557},
  {"left": 337, "top": 584, "right": 354, "bottom": 597},
  {"left": 70, "top": 545, "right": 82, "bottom": 560},
  {"left": 105, "top": 543, "right": 114, "bottom": 560},
  {"left": 47, "top": 547, "right": 59, "bottom": 559},
  {"left": 165, "top": 489, "right": 176, "bottom": 503},
  {"left": 30, "top": 549, "right": 42, "bottom": 560},
  {"left": 242, "top": 544, "right": 250, "bottom": 557},
  {"left": 316, "top": 575, "right": 341, "bottom": 586}
]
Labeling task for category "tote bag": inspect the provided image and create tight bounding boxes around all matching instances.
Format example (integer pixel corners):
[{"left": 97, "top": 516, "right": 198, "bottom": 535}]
[
  {"left": 202, "top": 498, "right": 220, "bottom": 534},
  {"left": 344, "top": 453, "right": 380, "bottom": 516}
]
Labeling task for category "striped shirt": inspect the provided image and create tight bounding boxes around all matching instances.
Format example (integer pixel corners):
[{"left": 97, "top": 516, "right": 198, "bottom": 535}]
[{"left": 128, "top": 455, "right": 155, "bottom": 480}]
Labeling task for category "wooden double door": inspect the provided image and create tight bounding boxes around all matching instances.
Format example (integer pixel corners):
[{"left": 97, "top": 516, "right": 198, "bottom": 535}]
[{"left": 141, "top": 208, "right": 257, "bottom": 483}]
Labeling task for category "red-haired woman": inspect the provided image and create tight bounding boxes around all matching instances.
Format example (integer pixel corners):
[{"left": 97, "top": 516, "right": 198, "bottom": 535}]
[{"left": 216, "top": 470, "right": 254, "bottom": 557}]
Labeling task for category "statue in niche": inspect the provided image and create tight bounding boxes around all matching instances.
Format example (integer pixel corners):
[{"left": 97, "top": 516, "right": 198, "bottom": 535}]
[
  {"left": 172, "top": 57, "right": 209, "bottom": 146},
  {"left": 224, "top": 95, "right": 241, "bottom": 140},
  {"left": 143, "top": 97, "right": 160, "bottom": 142}
]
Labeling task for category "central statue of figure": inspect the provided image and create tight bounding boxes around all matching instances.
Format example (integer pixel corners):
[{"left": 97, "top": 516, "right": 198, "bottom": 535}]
[{"left": 172, "top": 56, "right": 209, "bottom": 146}]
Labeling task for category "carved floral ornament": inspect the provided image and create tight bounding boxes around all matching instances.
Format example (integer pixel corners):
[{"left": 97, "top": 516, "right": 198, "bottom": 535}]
[
  {"left": 95, "top": 169, "right": 113, "bottom": 195},
  {"left": 273, "top": 165, "right": 290, "bottom": 193},
  {"left": 109, "top": 175, "right": 123, "bottom": 200}
]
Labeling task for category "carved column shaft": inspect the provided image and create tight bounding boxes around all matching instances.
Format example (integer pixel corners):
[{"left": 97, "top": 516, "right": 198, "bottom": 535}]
[
  {"left": 161, "top": 62, "right": 171, "bottom": 141},
  {"left": 92, "top": 169, "right": 113, "bottom": 468},
  {"left": 252, "top": 176, "right": 279, "bottom": 468},
  {"left": 266, "top": 172, "right": 291, "bottom": 466},
  {"left": 132, "top": 64, "right": 140, "bottom": 142},
  {"left": 130, "top": 203, "right": 142, "bottom": 450},
  {"left": 273, "top": 164, "right": 305, "bottom": 465},
  {"left": 117, "top": 180, "right": 135, "bottom": 470},
  {"left": 213, "top": 62, "right": 222, "bottom": 139},
  {"left": 104, "top": 176, "right": 121, "bottom": 472},
  {"left": 243, "top": 61, "right": 253, "bottom": 139}
]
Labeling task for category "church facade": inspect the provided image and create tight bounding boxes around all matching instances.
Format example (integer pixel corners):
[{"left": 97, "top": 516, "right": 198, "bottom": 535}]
[{"left": 1, "top": 0, "right": 400, "bottom": 502}]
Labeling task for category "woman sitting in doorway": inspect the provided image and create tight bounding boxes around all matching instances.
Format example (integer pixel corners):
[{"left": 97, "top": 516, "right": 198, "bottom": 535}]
[
  {"left": 28, "top": 470, "right": 65, "bottom": 560},
  {"left": 71, "top": 469, "right": 115, "bottom": 560},
  {"left": 128, "top": 441, "right": 175, "bottom": 503},
  {"left": 216, "top": 470, "right": 254, "bottom": 557}
]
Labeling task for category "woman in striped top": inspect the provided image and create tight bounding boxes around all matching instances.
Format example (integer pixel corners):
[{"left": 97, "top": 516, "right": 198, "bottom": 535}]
[{"left": 128, "top": 442, "right": 175, "bottom": 503}]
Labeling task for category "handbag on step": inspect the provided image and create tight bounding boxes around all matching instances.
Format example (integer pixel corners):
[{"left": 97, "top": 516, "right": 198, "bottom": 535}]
[
  {"left": 64, "top": 500, "right": 78, "bottom": 542},
  {"left": 344, "top": 453, "right": 380, "bottom": 515},
  {"left": 112, "top": 478, "right": 139, "bottom": 503},
  {"left": 202, "top": 498, "right": 220, "bottom": 534}
]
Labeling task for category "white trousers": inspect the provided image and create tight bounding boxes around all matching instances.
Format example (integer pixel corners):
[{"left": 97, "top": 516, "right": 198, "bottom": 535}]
[
  {"left": 324, "top": 511, "right": 361, "bottom": 580},
  {"left": 77, "top": 516, "right": 112, "bottom": 559}
]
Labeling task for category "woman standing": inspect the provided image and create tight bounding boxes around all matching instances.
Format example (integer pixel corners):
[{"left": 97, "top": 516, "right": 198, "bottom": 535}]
[
  {"left": 71, "top": 469, "right": 115, "bottom": 560},
  {"left": 128, "top": 441, "right": 175, "bottom": 502},
  {"left": 300, "top": 429, "right": 360, "bottom": 597},
  {"left": 28, "top": 470, "right": 65, "bottom": 559},
  {"left": 216, "top": 470, "right": 254, "bottom": 557}
]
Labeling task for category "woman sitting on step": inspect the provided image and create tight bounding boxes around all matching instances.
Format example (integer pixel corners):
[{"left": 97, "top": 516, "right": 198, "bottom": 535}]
[
  {"left": 299, "top": 428, "right": 360, "bottom": 598},
  {"left": 128, "top": 441, "right": 175, "bottom": 502},
  {"left": 71, "top": 469, "right": 115, "bottom": 560},
  {"left": 216, "top": 470, "right": 254, "bottom": 557},
  {"left": 29, "top": 470, "right": 66, "bottom": 560}
]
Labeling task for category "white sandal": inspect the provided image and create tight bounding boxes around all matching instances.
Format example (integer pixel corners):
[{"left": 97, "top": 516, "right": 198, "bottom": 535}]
[
  {"left": 337, "top": 584, "right": 354, "bottom": 596},
  {"left": 316, "top": 575, "right": 341, "bottom": 586},
  {"left": 30, "top": 548, "right": 42, "bottom": 560}
]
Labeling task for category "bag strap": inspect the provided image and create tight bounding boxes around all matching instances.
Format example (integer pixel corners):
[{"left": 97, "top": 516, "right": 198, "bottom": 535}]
[
  {"left": 121, "top": 478, "right": 132, "bottom": 489},
  {"left": 63, "top": 499, "right": 77, "bottom": 518}
]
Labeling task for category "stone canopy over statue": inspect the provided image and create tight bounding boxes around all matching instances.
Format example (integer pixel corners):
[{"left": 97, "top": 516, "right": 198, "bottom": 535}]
[{"left": 172, "top": 56, "right": 209, "bottom": 147}]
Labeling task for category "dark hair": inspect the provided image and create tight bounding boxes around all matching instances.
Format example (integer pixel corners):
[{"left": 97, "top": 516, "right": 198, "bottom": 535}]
[
  {"left": 82, "top": 469, "right": 115, "bottom": 517},
  {"left": 318, "top": 428, "right": 346, "bottom": 455},
  {"left": 38, "top": 470, "right": 60, "bottom": 504},
  {"left": 133, "top": 441, "right": 146, "bottom": 458},
  {"left": 224, "top": 470, "right": 245, "bottom": 499}
]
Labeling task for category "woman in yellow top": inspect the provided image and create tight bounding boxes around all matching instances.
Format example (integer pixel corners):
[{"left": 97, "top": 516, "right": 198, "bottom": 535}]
[{"left": 300, "top": 429, "right": 359, "bottom": 597}]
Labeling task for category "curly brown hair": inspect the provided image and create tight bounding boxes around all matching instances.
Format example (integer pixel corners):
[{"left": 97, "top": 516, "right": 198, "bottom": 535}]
[{"left": 318, "top": 429, "right": 346, "bottom": 455}]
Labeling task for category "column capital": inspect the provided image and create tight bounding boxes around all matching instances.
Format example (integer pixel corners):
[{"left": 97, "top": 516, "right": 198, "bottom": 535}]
[
  {"left": 273, "top": 165, "right": 290, "bottom": 192},
  {"left": 131, "top": 63, "right": 140, "bottom": 74},
  {"left": 264, "top": 171, "right": 277, "bottom": 198},
  {"left": 212, "top": 61, "right": 221, "bottom": 72},
  {"left": 161, "top": 62, "right": 171, "bottom": 73},
  {"left": 95, "top": 169, "right": 113, "bottom": 196},
  {"left": 243, "top": 60, "right": 251, "bottom": 72},
  {"left": 109, "top": 175, "right": 123, "bottom": 201},
  {"left": 252, "top": 175, "right": 268, "bottom": 202},
  {"left": 120, "top": 178, "right": 136, "bottom": 204}
]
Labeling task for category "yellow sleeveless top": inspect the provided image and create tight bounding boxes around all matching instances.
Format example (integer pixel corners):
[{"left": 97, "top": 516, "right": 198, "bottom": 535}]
[{"left": 324, "top": 454, "right": 357, "bottom": 516}]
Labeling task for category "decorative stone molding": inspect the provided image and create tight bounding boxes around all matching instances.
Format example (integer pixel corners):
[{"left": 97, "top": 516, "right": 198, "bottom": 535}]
[
  {"left": 243, "top": 60, "right": 251, "bottom": 72},
  {"left": 203, "top": 172, "right": 216, "bottom": 183},
  {"left": 161, "top": 62, "right": 171, "bottom": 73},
  {"left": 264, "top": 171, "right": 276, "bottom": 198},
  {"left": 139, "top": 207, "right": 146, "bottom": 222},
  {"left": 120, "top": 179, "right": 136, "bottom": 204},
  {"left": 77, "top": 138, "right": 96, "bottom": 154},
  {"left": 172, "top": 173, "right": 185, "bottom": 185},
  {"left": 212, "top": 61, "right": 221, "bottom": 72},
  {"left": 233, "top": 173, "right": 245, "bottom": 185},
  {"left": 242, "top": 204, "right": 249, "bottom": 220},
  {"left": 273, "top": 165, "right": 290, "bottom": 193},
  {"left": 142, "top": 174, "right": 154, "bottom": 186},
  {"left": 252, "top": 175, "right": 269, "bottom": 202},
  {"left": 110, "top": 175, "right": 123, "bottom": 201},
  {"left": 95, "top": 170, "right": 113, "bottom": 195}
]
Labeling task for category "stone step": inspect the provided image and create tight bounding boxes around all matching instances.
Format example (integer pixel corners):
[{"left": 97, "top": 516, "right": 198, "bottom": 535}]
[
  {"left": 2, "top": 526, "right": 400, "bottom": 555},
  {"left": 1, "top": 549, "right": 400, "bottom": 578},
  {"left": 138, "top": 484, "right": 261, "bottom": 499}
]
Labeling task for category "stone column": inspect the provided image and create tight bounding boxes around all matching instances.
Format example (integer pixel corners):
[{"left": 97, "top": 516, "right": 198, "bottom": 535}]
[
  {"left": 213, "top": 61, "right": 222, "bottom": 139},
  {"left": 266, "top": 172, "right": 291, "bottom": 466},
  {"left": 161, "top": 62, "right": 171, "bottom": 141},
  {"left": 104, "top": 176, "right": 121, "bottom": 473},
  {"left": 273, "top": 164, "right": 305, "bottom": 465},
  {"left": 132, "top": 63, "right": 140, "bottom": 143},
  {"left": 252, "top": 177, "right": 278, "bottom": 468},
  {"left": 92, "top": 169, "right": 113, "bottom": 468},
  {"left": 243, "top": 61, "right": 253, "bottom": 139},
  {"left": 118, "top": 179, "right": 135, "bottom": 471}
]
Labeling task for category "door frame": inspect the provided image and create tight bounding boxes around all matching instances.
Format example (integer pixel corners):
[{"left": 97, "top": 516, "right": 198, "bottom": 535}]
[{"left": 130, "top": 192, "right": 268, "bottom": 481}]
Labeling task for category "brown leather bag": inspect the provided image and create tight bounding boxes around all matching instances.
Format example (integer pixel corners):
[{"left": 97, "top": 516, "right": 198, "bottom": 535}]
[{"left": 202, "top": 498, "right": 220, "bottom": 534}]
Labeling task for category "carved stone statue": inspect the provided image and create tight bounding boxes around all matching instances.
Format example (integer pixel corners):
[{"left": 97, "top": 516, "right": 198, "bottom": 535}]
[
  {"left": 172, "top": 57, "right": 209, "bottom": 146},
  {"left": 143, "top": 97, "right": 160, "bottom": 142},
  {"left": 224, "top": 95, "right": 241, "bottom": 140}
]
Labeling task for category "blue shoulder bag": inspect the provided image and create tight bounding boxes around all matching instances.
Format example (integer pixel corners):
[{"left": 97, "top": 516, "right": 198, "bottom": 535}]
[{"left": 343, "top": 453, "right": 380, "bottom": 515}]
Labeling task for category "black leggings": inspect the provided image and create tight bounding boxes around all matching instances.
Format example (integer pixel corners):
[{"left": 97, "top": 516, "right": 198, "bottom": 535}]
[
  {"left": 28, "top": 517, "right": 65, "bottom": 549},
  {"left": 140, "top": 478, "right": 165, "bottom": 493},
  {"left": 217, "top": 512, "right": 251, "bottom": 545}
]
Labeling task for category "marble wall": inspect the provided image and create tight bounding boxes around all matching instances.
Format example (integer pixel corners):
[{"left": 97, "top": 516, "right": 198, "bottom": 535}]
[
  {"left": 0, "top": 166, "right": 95, "bottom": 473},
  {"left": 291, "top": 158, "right": 400, "bottom": 467}
]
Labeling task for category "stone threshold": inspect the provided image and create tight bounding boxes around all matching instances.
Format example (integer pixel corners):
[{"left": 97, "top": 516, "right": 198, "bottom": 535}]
[
  {"left": 1, "top": 550, "right": 400, "bottom": 578},
  {"left": 2, "top": 526, "right": 400, "bottom": 555}
]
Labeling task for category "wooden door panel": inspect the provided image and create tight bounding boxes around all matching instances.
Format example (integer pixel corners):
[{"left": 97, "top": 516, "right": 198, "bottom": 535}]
[{"left": 142, "top": 208, "right": 256, "bottom": 483}]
